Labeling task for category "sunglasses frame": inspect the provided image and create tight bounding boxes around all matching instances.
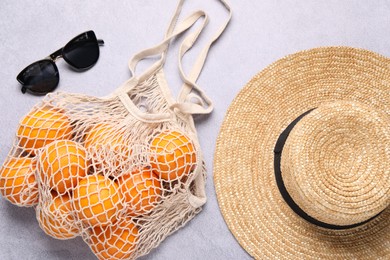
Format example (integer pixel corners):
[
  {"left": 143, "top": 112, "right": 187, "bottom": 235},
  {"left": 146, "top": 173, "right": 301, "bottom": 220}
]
[{"left": 17, "top": 30, "right": 104, "bottom": 95}]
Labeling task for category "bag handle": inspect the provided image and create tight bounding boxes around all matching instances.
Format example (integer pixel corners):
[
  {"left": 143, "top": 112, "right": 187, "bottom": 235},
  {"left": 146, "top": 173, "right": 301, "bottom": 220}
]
[
  {"left": 171, "top": 0, "right": 232, "bottom": 114},
  {"left": 128, "top": 10, "right": 208, "bottom": 82},
  {"left": 127, "top": 0, "right": 232, "bottom": 115}
]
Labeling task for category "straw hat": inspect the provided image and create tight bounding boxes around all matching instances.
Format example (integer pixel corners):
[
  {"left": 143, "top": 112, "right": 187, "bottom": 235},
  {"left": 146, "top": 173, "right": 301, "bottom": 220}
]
[{"left": 214, "top": 47, "right": 389, "bottom": 259}]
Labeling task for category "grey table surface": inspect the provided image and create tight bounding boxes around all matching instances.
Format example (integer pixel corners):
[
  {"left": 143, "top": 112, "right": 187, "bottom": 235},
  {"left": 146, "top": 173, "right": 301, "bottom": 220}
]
[{"left": 1, "top": 1, "right": 389, "bottom": 259}]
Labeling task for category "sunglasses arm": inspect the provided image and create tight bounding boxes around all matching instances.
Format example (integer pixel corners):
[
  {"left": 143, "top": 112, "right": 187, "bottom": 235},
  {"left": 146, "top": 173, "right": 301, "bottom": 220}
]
[{"left": 98, "top": 39, "right": 104, "bottom": 45}]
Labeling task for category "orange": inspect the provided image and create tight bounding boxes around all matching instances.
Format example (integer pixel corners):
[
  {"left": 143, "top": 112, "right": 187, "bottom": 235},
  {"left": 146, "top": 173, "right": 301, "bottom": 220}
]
[
  {"left": 150, "top": 130, "right": 197, "bottom": 181},
  {"left": 0, "top": 157, "right": 39, "bottom": 206},
  {"left": 17, "top": 107, "right": 72, "bottom": 155},
  {"left": 39, "top": 140, "right": 87, "bottom": 194},
  {"left": 90, "top": 219, "right": 139, "bottom": 260},
  {"left": 118, "top": 168, "right": 162, "bottom": 216},
  {"left": 84, "top": 123, "right": 124, "bottom": 151},
  {"left": 73, "top": 174, "right": 123, "bottom": 227},
  {"left": 84, "top": 123, "right": 131, "bottom": 172},
  {"left": 38, "top": 193, "right": 79, "bottom": 239}
]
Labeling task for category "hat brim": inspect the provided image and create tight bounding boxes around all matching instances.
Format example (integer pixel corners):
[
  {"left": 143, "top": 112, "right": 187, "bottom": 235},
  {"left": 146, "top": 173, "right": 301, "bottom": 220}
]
[{"left": 214, "top": 47, "right": 390, "bottom": 259}]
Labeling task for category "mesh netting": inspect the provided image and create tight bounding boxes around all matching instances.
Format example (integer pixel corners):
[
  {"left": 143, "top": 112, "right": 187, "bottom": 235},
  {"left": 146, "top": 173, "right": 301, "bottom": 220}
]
[{"left": 0, "top": 74, "right": 206, "bottom": 259}]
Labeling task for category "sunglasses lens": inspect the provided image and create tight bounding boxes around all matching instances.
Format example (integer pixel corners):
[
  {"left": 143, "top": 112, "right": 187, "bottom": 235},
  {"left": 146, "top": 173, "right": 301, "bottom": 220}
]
[
  {"left": 63, "top": 31, "right": 99, "bottom": 69},
  {"left": 17, "top": 60, "right": 59, "bottom": 95}
]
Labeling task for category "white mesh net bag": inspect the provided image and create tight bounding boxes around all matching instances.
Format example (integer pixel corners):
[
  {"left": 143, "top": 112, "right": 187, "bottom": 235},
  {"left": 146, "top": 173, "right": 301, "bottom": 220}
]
[{"left": 0, "top": 0, "right": 231, "bottom": 259}]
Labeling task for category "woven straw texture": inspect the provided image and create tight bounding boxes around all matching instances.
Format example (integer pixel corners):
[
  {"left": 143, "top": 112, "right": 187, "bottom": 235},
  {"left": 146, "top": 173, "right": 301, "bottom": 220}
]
[{"left": 214, "top": 46, "right": 390, "bottom": 259}]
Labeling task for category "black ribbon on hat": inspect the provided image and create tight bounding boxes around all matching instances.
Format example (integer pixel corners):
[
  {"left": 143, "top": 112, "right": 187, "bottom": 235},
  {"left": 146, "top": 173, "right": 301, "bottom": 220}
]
[{"left": 273, "top": 108, "right": 381, "bottom": 230}]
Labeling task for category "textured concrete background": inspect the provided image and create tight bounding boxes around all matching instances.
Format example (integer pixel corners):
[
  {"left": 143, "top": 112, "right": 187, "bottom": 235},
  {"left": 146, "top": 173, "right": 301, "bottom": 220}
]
[{"left": 0, "top": 1, "right": 389, "bottom": 259}]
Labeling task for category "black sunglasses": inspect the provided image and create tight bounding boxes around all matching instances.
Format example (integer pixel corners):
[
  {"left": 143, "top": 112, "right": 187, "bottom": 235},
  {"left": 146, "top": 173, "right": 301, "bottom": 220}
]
[{"left": 17, "top": 30, "right": 104, "bottom": 95}]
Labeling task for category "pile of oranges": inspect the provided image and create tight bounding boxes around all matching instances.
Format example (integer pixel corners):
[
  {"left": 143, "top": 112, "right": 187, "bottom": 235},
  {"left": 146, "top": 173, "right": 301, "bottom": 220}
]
[{"left": 0, "top": 106, "right": 197, "bottom": 260}]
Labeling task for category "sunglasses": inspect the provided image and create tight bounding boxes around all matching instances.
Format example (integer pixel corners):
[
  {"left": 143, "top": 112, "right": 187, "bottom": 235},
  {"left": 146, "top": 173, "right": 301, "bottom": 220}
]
[{"left": 17, "top": 30, "right": 104, "bottom": 95}]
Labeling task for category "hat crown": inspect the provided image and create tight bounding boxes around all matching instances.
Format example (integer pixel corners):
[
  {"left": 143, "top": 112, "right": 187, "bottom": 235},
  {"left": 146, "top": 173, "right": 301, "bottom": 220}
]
[{"left": 281, "top": 101, "right": 390, "bottom": 226}]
